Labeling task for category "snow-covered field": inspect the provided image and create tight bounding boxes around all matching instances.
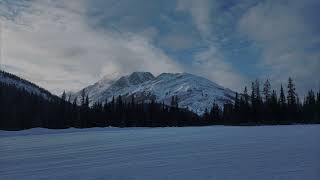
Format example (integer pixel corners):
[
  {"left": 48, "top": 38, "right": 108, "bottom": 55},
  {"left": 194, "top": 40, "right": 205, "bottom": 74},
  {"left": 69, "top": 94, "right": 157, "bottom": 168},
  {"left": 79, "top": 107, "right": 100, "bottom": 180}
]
[{"left": 0, "top": 125, "right": 319, "bottom": 180}]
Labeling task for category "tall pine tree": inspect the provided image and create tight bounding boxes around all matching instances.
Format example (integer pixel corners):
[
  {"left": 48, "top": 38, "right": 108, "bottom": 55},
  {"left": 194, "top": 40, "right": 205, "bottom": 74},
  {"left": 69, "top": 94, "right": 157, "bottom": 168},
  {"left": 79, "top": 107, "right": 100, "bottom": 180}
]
[{"left": 263, "top": 79, "right": 271, "bottom": 103}]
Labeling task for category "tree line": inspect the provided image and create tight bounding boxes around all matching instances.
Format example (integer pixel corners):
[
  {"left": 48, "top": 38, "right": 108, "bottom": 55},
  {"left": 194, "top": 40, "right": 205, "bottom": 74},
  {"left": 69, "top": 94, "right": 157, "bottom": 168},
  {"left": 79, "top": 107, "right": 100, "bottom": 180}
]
[
  {"left": 203, "top": 78, "right": 320, "bottom": 125},
  {"left": 0, "top": 82, "right": 199, "bottom": 130},
  {"left": 0, "top": 77, "right": 319, "bottom": 130}
]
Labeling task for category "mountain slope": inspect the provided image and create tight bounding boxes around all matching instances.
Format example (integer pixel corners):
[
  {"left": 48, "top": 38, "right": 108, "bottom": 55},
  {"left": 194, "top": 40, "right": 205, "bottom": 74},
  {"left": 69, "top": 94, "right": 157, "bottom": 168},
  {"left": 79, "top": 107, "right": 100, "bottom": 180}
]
[
  {"left": 72, "top": 72, "right": 154, "bottom": 103},
  {"left": 71, "top": 75, "right": 116, "bottom": 102},
  {"left": 132, "top": 73, "right": 235, "bottom": 114},
  {"left": 75, "top": 72, "right": 235, "bottom": 115},
  {"left": 0, "top": 71, "right": 56, "bottom": 100}
]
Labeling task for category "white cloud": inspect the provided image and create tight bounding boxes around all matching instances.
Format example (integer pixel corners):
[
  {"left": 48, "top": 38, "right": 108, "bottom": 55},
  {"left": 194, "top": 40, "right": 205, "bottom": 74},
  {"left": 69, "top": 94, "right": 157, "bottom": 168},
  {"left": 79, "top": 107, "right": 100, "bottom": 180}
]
[
  {"left": 1, "top": 0, "right": 181, "bottom": 94},
  {"left": 191, "top": 46, "right": 248, "bottom": 91},
  {"left": 176, "top": 0, "right": 213, "bottom": 38},
  {"left": 176, "top": 0, "right": 248, "bottom": 91}
]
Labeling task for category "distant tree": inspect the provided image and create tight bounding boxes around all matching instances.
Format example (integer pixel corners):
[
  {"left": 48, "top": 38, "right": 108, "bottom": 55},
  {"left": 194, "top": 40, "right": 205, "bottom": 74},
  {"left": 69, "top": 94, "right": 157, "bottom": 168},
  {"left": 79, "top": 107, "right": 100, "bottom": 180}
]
[
  {"left": 255, "top": 79, "right": 262, "bottom": 104},
  {"left": 210, "top": 103, "right": 221, "bottom": 124},
  {"left": 250, "top": 79, "right": 262, "bottom": 123},
  {"left": 170, "top": 96, "right": 175, "bottom": 109},
  {"left": 175, "top": 96, "right": 179, "bottom": 108},
  {"left": 251, "top": 82, "right": 256, "bottom": 105},
  {"left": 279, "top": 85, "right": 286, "bottom": 107},
  {"left": 270, "top": 90, "right": 279, "bottom": 123},
  {"left": 263, "top": 79, "right": 271, "bottom": 103},
  {"left": 243, "top": 86, "right": 249, "bottom": 105},
  {"left": 317, "top": 90, "right": 320, "bottom": 123},
  {"left": 234, "top": 92, "right": 240, "bottom": 113},
  {"left": 61, "top": 91, "right": 66, "bottom": 102},
  {"left": 287, "top": 77, "right": 296, "bottom": 106},
  {"left": 67, "top": 94, "right": 72, "bottom": 103},
  {"left": 317, "top": 90, "right": 320, "bottom": 105},
  {"left": 85, "top": 95, "right": 90, "bottom": 108},
  {"left": 80, "top": 89, "right": 86, "bottom": 106},
  {"left": 270, "top": 90, "right": 278, "bottom": 105}
]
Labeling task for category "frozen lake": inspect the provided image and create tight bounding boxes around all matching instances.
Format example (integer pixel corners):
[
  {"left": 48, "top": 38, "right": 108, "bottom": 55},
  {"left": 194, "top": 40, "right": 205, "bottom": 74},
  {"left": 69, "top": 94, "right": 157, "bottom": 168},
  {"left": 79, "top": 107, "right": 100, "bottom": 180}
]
[{"left": 1, "top": 125, "right": 319, "bottom": 180}]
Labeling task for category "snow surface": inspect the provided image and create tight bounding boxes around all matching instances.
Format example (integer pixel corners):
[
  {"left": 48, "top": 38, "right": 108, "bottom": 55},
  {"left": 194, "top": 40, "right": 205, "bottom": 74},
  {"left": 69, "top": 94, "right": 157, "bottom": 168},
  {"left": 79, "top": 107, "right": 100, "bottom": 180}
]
[{"left": 1, "top": 125, "right": 319, "bottom": 180}]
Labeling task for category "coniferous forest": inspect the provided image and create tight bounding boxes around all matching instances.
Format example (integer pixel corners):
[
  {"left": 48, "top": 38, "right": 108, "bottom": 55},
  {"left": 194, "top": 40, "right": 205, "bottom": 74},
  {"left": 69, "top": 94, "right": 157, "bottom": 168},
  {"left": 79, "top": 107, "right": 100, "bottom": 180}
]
[{"left": 0, "top": 73, "right": 319, "bottom": 130}]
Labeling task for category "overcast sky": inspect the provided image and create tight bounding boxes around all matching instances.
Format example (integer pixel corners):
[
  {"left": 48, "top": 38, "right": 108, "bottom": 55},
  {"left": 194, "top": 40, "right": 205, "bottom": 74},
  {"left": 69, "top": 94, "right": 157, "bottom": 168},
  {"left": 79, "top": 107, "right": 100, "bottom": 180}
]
[{"left": 1, "top": 0, "right": 320, "bottom": 95}]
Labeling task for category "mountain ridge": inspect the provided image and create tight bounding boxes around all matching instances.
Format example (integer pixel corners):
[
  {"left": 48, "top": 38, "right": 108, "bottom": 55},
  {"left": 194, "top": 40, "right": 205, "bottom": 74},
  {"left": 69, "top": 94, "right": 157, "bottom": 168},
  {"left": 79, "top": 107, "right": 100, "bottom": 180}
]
[{"left": 0, "top": 70, "right": 57, "bottom": 100}]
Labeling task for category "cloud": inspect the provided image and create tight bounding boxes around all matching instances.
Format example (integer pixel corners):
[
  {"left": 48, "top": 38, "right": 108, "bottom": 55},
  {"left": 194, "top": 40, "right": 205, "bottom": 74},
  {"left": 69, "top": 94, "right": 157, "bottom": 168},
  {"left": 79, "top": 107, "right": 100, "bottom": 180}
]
[
  {"left": 176, "top": 0, "right": 213, "bottom": 38},
  {"left": 238, "top": 0, "right": 320, "bottom": 94},
  {"left": 176, "top": 0, "right": 249, "bottom": 91},
  {"left": 2, "top": 0, "right": 318, "bottom": 96},
  {"left": 191, "top": 46, "right": 248, "bottom": 90},
  {"left": 1, "top": 0, "right": 181, "bottom": 94}
]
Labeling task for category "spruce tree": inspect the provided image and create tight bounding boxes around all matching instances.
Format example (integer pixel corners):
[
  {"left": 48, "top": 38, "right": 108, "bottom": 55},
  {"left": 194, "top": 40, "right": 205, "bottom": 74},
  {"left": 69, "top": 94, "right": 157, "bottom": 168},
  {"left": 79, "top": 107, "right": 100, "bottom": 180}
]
[
  {"left": 263, "top": 79, "right": 271, "bottom": 103},
  {"left": 287, "top": 77, "right": 296, "bottom": 106},
  {"left": 80, "top": 89, "right": 86, "bottom": 106},
  {"left": 251, "top": 82, "right": 256, "bottom": 105},
  {"left": 85, "top": 95, "right": 90, "bottom": 108},
  {"left": 271, "top": 90, "right": 278, "bottom": 105},
  {"left": 61, "top": 91, "right": 66, "bottom": 102},
  {"left": 287, "top": 77, "right": 297, "bottom": 123},
  {"left": 234, "top": 92, "right": 240, "bottom": 113},
  {"left": 317, "top": 90, "right": 320, "bottom": 105},
  {"left": 270, "top": 90, "right": 278, "bottom": 123},
  {"left": 279, "top": 85, "right": 286, "bottom": 107},
  {"left": 317, "top": 90, "right": 320, "bottom": 123},
  {"left": 242, "top": 86, "right": 250, "bottom": 123},
  {"left": 255, "top": 79, "right": 262, "bottom": 104},
  {"left": 243, "top": 86, "right": 249, "bottom": 105}
]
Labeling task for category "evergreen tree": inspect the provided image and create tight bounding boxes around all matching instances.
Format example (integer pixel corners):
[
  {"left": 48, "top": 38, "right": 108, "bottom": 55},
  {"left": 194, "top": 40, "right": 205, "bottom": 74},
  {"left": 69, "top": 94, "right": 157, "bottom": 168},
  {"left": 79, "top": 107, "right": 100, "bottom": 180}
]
[
  {"left": 85, "top": 95, "right": 90, "bottom": 108},
  {"left": 210, "top": 103, "right": 221, "bottom": 124},
  {"left": 270, "top": 90, "right": 278, "bottom": 105},
  {"left": 255, "top": 79, "right": 262, "bottom": 104},
  {"left": 80, "top": 89, "right": 86, "bottom": 106},
  {"left": 286, "top": 77, "right": 298, "bottom": 123},
  {"left": 287, "top": 77, "right": 296, "bottom": 106},
  {"left": 263, "top": 79, "right": 271, "bottom": 103},
  {"left": 61, "top": 91, "right": 66, "bottom": 102},
  {"left": 234, "top": 92, "right": 240, "bottom": 113},
  {"left": 279, "top": 85, "right": 286, "bottom": 107},
  {"left": 270, "top": 90, "right": 278, "bottom": 123},
  {"left": 317, "top": 90, "right": 320, "bottom": 105},
  {"left": 243, "top": 86, "right": 249, "bottom": 105},
  {"left": 251, "top": 82, "right": 256, "bottom": 105}
]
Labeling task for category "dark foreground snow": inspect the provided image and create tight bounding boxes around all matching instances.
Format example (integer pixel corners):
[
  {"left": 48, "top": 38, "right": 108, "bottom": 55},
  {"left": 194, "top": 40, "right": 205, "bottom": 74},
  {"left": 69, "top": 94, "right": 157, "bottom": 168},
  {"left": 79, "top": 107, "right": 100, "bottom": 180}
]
[{"left": 1, "top": 125, "right": 319, "bottom": 180}]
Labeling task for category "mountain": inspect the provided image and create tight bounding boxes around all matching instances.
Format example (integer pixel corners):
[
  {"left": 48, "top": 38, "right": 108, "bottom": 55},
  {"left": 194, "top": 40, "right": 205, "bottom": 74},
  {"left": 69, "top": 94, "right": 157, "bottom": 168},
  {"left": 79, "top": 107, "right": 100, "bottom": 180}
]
[
  {"left": 74, "top": 72, "right": 235, "bottom": 115},
  {"left": 0, "top": 70, "right": 56, "bottom": 100}
]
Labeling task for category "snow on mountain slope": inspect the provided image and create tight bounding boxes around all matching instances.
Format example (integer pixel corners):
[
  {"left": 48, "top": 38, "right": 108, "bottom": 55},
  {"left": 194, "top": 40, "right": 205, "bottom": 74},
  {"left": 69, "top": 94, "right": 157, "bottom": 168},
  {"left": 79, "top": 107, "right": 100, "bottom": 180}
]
[
  {"left": 0, "top": 71, "right": 55, "bottom": 100},
  {"left": 133, "top": 73, "right": 235, "bottom": 114},
  {"left": 72, "top": 72, "right": 155, "bottom": 103},
  {"left": 71, "top": 75, "right": 117, "bottom": 102},
  {"left": 75, "top": 72, "right": 235, "bottom": 115}
]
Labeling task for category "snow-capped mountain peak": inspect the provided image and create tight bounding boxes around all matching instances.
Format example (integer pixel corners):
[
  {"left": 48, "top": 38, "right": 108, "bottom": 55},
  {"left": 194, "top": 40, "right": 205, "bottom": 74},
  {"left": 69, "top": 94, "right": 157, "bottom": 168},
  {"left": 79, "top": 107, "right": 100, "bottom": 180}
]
[
  {"left": 112, "top": 72, "right": 155, "bottom": 88},
  {"left": 73, "top": 72, "right": 235, "bottom": 115}
]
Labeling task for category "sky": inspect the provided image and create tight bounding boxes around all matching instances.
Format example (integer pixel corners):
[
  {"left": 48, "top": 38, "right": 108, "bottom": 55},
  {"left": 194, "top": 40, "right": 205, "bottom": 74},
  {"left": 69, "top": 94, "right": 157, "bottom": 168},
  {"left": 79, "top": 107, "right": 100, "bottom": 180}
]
[{"left": 0, "top": 0, "right": 320, "bottom": 96}]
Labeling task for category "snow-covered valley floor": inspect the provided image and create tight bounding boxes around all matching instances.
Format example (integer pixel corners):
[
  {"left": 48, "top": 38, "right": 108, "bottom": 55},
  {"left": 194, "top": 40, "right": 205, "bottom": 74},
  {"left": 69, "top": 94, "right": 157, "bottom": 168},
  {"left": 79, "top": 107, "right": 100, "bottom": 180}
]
[{"left": 1, "top": 125, "right": 319, "bottom": 180}]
